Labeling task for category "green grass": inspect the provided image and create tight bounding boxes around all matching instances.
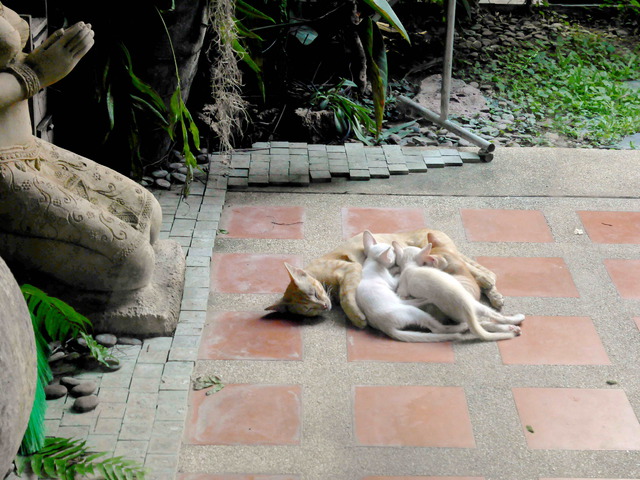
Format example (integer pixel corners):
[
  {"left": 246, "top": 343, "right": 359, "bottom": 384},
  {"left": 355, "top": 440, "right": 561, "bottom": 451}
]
[{"left": 456, "top": 18, "right": 640, "bottom": 147}]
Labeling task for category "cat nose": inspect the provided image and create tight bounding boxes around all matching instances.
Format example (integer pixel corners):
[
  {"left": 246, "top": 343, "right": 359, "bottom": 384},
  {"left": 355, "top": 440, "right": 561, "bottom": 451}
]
[{"left": 323, "top": 303, "right": 329, "bottom": 310}]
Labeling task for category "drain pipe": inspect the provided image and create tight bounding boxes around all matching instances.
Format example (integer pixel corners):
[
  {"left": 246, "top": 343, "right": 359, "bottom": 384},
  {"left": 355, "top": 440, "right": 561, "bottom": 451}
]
[{"left": 397, "top": 0, "right": 495, "bottom": 161}]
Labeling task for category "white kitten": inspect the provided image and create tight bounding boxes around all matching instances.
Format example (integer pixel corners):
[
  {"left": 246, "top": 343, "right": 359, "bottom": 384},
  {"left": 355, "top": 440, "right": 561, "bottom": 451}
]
[
  {"left": 356, "top": 231, "right": 472, "bottom": 343},
  {"left": 393, "top": 242, "right": 525, "bottom": 342}
]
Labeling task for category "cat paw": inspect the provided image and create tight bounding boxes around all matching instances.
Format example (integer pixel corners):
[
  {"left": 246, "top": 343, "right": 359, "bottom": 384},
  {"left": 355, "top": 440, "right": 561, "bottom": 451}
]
[
  {"left": 487, "top": 290, "right": 505, "bottom": 310},
  {"left": 509, "top": 325, "right": 522, "bottom": 336},
  {"left": 511, "top": 314, "right": 526, "bottom": 324}
]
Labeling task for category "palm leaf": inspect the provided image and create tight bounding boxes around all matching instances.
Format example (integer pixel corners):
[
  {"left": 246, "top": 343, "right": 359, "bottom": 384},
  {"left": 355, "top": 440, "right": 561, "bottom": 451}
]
[
  {"left": 361, "top": 0, "right": 410, "bottom": 43},
  {"left": 360, "top": 18, "right": 388, "bottom": 136}
]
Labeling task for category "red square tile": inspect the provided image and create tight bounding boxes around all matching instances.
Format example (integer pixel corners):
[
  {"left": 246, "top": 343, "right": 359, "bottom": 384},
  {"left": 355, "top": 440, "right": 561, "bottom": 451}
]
[
  {"left": 475, "top": 257, "right": 579, "bottom": 298},
  {"left": 210, "top": 254, "right": 300, "bottom": 293},
  {"left": 513, "top": 387, "right": 640, "bottom": 450},
  {"left": 498, "top": 316, "right": 610, "bottom": 365},
  {"left": 178, "top": 475, "right": 299, "bottom": 480},
  {"left": 341, "top": 207, "right": 426, "bottom": 239},
  {"left": 199, "top": 311, "right": 302, "bottom": 360},
  {"left": 354, "top": 386, "right": 475, "bottom": 447},
  {"left": 363, "top": 477, "right": 483, "bottom": 480},
  {"left": 635, "top": 317, "right": 640, "bottom": 331},
  {"left": 184, "top": 384, "right": 302, "bottom": 445},
  {"left": 604, "top": 259, "right": 640, "bottom": 299},
  {"left": 347, "top": 327, "right": 455, "bottom": 363},
  {"left": 578, "top": 211, "right": 640, "bottom": 244},
  {"left": 219, "top": 206, "right": 305, "bottom": 239},
  {"left": 461, "top": 209, "right": 553, "bottom": 243}
]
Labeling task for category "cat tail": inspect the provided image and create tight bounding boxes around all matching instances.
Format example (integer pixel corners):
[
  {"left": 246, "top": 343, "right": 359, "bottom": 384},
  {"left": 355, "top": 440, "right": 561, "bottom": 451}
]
[
  {"left": 459, "top": 300, "right": 518, "bottom": 342},
  {"left": 386, "top": 329, "right": 474, "bottom": 343},
  {"left": 401, "top": 298, "right": 431, "bottom": 308}
]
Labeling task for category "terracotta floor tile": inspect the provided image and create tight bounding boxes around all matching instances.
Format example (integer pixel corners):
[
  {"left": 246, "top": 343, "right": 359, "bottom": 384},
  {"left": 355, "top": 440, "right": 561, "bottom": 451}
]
[
  {"left": 498, "top": 316, "right": 610, "bottom": 365},
  {"left": 347, "top": 327, "right": 455, "bottom": 363},
  {"left": 354, "top": 386, "right": 475, "bottom": 447},
  {"left": 341, "top": 207, "right": 426, "bottom": 239},
  {"left": 210, "top": 253, "right": 300, "bottom": 293},
  {"left": 513, "top": 387, "right": 640, "bottom": 450},
  {"left": 219, "top": 205, "right": 305, "bottom": 239},
  {"left": 461, "top": 209, "right": 553, "bottom": 243},
  {"left": 199, "top": 311, "right": 302, "bottom": 361},
  {"left": 604, "top": 259, "right": 640, "bottom": 299},
  {"left": 578, "top": 211, "right": 640, "bottom": 244},
  {"left": 184, "top": 384, "right": 302, "bottom": 445},
  {"left": 475, "top": 257, "right": 579, "bottom": 297},
  {"left": 362, "top": 477, "right": 483, "bottom": 480},
  {"left": 178, "top": 475, "right": 299, "bottom": 480}
]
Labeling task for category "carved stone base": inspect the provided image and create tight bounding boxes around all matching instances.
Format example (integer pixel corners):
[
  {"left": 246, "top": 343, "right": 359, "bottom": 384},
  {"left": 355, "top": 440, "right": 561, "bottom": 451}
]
[{"left": 34, "top": 240, "right": 186, "bottom": 338}]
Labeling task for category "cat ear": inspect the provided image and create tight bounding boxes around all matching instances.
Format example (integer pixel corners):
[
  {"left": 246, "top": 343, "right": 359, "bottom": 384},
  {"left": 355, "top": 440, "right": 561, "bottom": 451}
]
[
  {"left": 283, "top": 262, "right": 311, "bottom": 289},
  {"left": 392, "top": 241, "right": 403, "bottom": 258},
  {"left": 265, "top": 300, "right": 288, "bottom": 313},
  {"left": 426, "top": 232, "right": 445, "bottom": 248},
  {"left": 381, "top": 246, "right": 395, "bottom": 265},
  {"left": 362, "top": 230, "right": 376, "bottom": 254},
  {"left": 415, "top": 243, "right": 433, "bottom": 266}
]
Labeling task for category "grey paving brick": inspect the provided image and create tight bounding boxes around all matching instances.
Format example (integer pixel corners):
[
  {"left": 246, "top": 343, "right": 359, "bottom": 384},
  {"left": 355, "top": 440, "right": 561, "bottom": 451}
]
[
  {"left": 57, "top": 426, "right": 90, "bottom": 439},
  {"left": 152, "top": 420, "right": 184, "bottom": 437},
  {"left": 329, "top": 164, "right": 350, "bottom": 177},
  {"left": 310, "top": 170, "right": 332, "bottom": 183},
  {"left": 230, "top": 154, "right": 250, "bottom": 169},
  {"left": 289, "top": 162, "right": 309, "bottom": 176},
  {"left": 168, "top": 236, "right": 191, "bottom": 247},
  {"left": 96, "top": 402, "right": 127, "bottom": 419},
  {"left": 460, "top": 151, "right": 482, "bottom": 162},
  {"left": 349, "top": 169, "right": 371, "bottom": 181},
  {"left": 189, "top": 242, "right": 214, "bottom": 253},
  {"left": 440, "top": 148, "right": 459, "bottom": 156},
  {"left": 44, "top": 419, "right": 59, "bottom": 436},
  {"left": 148, "top": 433, "right": 182, "bottom": 454},
  {"left": 124, "top": 406, "right": 156, "bottom": 424},
  {"left": 269, "top": 174, "right": 291, "bottom": 185},
  {"left": 185, "top": 266, "right": 209, "bottom": 281},
  {"left": 251, "top": 141, "right": 270, "bottom": 148},
  {"left": 44, "top": 397, "right": 67, "bottom": 420},
  {"left": 93, "top": 418, "right": 122, "bottom": 437},
  {"left": 423, "top": 153, "right": 445, "bottom": 168},
  {"left": 307, "top": 144, "right": 326, "bottom": 151},
  {"left": 156, "top": 391, "right": 188, "bottom": 421},
  {"left": 406, "top": 161, "right": 429, "bottom": 173},
  {"left": 144, "top": 337, "right": 174, "bottom": 350},
  {"left": 180, "top": 297, "right": 208, "bottom": 311},
  {"left": 175, "top": 323, "right": 204, "bottom": 336},
  {"left": 326, "top": 145, "right": 345, "bottom": 152},
  {"left": 290, "top": 142, "right": 308, "bottom": 148},
  {"left": 60, "top": 411, "right": 98, "bottom": 427},
  {"left": 269, "top": 141, "right": 290, "bottom": 148},
  {"left": 179, "top": 311, "right": 207, "bottom": 324},
  {"left": 137, "top": 349, "right": 169, "bottom": 364},
  {"left": 369, "top": 167, "right": 390, "bottom": 178},
  {"left": 309, "top": 162, "right": 329, "bottom": 171},
  {"left": 289, "top": 174, "right": 310, "bottom": 186},
  {"left": 248, "top": 174, "right": 270, "bottom": 186},
  {"left": 145, "top": 454, "right": 179, "bottom": 473},
  {"left": 388, "top": 163, "right": 410, "bottom": 175},
  {"left": 161, "top": 361, "right": 194, "bottom": 390},
  {"left": 289, "top": 148, "right": 308, "bottom": 156},
  {"left": 130, "top": 375, "right": 162, "bottom": 393},
  {"left": 86, "top": 434, "right": 118, "bottom": 453},
  {"left": 444, "top": 155, "right": 464, "bottom": 166},
  {"left": 227, "top": 177, "right": 248, "bottom": 189},
  {"left": 229, "top": 168, "right": 249, "bottom": 178},
  {"left": 113, "top": 440, "right": 149, "bottom": 458},
  {"left": 119, "top": 419, "right": 155, "bottom": 441},
  {"left": 174, "top": 202, "right": 199, "bottom": 220},
  {"left": 308, "top": 150, "right": 328, "bottom": 158},
  {"left": 97, "top": 387, "right": 129, "bottom": 403}
]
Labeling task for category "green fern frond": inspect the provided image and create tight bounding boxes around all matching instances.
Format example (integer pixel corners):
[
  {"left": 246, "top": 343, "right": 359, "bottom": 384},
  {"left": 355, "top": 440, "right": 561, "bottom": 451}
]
[
  {"left": 16, "top": 437, "right": 147, "bottom": 479},
  {"left": 21, "top": 284, "right": 93, "bottom": 342}
]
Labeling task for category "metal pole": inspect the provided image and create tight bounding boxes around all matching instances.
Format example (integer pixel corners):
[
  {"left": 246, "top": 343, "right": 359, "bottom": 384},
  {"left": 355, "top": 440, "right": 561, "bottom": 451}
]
[
  {"left": 440, "top": 0, "right": 457, "bottom": 121},
  {"left": 398, "top": 95, "right": 495, "bottom": 154}
]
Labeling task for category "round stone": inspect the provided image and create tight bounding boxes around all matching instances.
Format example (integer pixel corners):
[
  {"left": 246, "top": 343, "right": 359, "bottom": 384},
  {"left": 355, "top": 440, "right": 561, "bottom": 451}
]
[
  {"left": 70, "top": 381, "right": 97, "bottom": 397},
  {"left": 171, "top": 172, "right": 187, "bottom": 183},
  {"left": 168, "top": 162, "right": 185, "bottom": 170},
  {"left": 60, "top": 376, "right": 82, "bottom": 389},
  {"left": 151, "top": 169, "right": 168, "bottom": 178},
  {"left": 117, "top": 337, "right": 142, "bottom": 346},
  {"left": 155, "top": 179, "right": 171, "bottom": 189},
  {"left": 44, "top": 384, "right": 67, "bottom": 400},
  {"left": 48, "top": 351, "right": 66, "bottom": 363},
  {"left": 95, "top": 333, "right": 117, "bottom": 348},
  {"left": 73, "top": 395, "right": 99, "bottom": 413}
]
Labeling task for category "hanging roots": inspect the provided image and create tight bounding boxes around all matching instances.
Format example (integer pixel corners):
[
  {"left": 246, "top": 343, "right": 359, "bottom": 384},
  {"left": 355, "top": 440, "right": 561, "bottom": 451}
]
[{"left": 202, "top": 0, "right": 248, "bottom": 158}]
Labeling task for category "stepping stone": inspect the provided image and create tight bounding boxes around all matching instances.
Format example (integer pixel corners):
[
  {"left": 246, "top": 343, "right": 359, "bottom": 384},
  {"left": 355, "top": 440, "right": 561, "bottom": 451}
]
[
  {"left": 45, "top": 384, "right": 67, "bottom": 400},
  {"left": 73, "top": 395, "right": 99, "bottom": 413},
  {"left": 70, "top": 381, "right": 97, "bottom": 397}
]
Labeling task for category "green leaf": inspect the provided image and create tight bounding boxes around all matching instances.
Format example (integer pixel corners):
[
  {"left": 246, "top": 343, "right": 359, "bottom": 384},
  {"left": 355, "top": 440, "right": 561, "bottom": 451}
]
[
  {"left": 361, "top": 0, "right": 410, "bottom": 43},
  {"left": 360, "top": 18, "right": 388, "bottom": 136},
  {"left": 236, "top": 0, "right": 275, "bottom": 22}
]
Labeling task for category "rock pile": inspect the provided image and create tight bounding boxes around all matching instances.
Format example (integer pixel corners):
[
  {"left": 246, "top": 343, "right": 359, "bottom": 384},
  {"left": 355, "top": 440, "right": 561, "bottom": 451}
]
[
  {"left": 141, "top": 148, "right": 213, "bottom": 190},
  {"left": 45, "top": 334, "right": 142, "bottom": 413}
]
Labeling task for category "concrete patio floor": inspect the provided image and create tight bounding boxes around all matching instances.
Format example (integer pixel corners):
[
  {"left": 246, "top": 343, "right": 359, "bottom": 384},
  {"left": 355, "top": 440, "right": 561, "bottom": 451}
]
[{"left": 42, "top": 144, "right": 640, "bottom": 480}]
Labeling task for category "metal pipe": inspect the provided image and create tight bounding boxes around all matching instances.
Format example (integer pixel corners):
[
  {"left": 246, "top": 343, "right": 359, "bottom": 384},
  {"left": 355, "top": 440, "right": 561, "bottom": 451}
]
[
  {"left": 440, "top": 0, "right": 457, "bottom": 121},
  {"left": 398, "top": 95, "right": 496, "bottom": 153}
]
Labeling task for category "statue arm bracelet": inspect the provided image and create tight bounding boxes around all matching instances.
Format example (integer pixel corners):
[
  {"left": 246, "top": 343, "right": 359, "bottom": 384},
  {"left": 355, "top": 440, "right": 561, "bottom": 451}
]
[{"left": 3, "top": 63, "right": 42, "bottom": 100}]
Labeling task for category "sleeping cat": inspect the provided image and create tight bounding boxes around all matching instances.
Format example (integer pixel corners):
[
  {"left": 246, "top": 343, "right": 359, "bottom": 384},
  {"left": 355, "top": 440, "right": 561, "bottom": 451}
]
[
  {"left": 266, "top": 228, "right": 504, "bottom": 328},
  {"left": 356, "top": 231, "right": 472, "bottom": 342},
  {"left": 393, "top": 242, "right": 525, "bottom": 341}
]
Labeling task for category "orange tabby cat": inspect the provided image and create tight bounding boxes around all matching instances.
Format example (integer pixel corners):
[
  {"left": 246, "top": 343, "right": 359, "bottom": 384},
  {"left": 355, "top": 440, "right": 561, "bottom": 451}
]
[{"left": 266, "top": 229, "right": 503, "bottom": 328}]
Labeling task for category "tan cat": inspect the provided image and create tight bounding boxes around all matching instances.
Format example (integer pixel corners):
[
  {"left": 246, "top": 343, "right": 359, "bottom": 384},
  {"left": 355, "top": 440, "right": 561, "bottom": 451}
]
[{"left": 266, "top": 228, "right": 504, "bottom": 328}]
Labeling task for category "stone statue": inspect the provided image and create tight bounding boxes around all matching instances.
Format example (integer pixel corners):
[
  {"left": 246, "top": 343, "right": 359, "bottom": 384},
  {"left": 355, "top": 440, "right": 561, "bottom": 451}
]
[{"left": 0, "top": 3, "right": 163, "bottom": 291}]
